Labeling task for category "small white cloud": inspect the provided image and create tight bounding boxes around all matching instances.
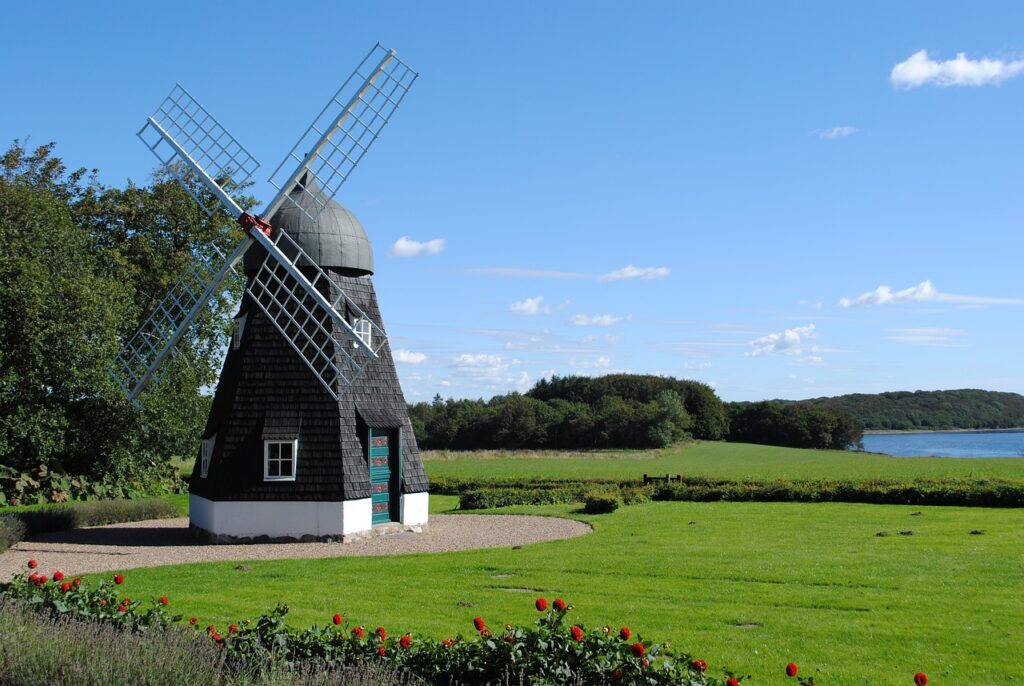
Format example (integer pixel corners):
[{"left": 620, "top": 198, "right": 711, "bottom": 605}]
[
  {"left": 571, "top": 313, "right": 625, "bottom": 327},
  {"left": 599, "top": 264, "right": 671, "bottom": 281},
  {"left": 885, "top": 327, "right": 968, "bottom": 347},
  {"left": 891, "top": 50, "right": 1024, "bottom": 89},
  {"left": 449, "top": 353, "right": 530, "bottom": 391},
  {"left": 839, "top": 280, "right": 1024, "bottom": 308},
  {"left": 595, "top": 355, "right": 611, "bottom": 369},
  {"left": 389, "top": 236, "right": 446, "bottom": 258},
  {"left": 817, "top": 126, "right": 858, "bottom": 139},
  {"left": 393, "top": 349, "right": 427, "bottom": 364},
  {"left": 509, "top": 295, "right": 551, "bottom": 316},
  {"left": 746, "top": 324, "right": 818, "bottom": 357}
]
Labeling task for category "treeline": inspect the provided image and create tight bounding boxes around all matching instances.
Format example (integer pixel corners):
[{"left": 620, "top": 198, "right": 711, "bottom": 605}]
[
  {"left": 408, "top": 374, "right": 728, "bottom": 450},
  {"left": 725, "top": 401, "right": 864, "bottom": 450},
  {"left": 793, "top": 389, "right": 1024, "bottom": 431}
]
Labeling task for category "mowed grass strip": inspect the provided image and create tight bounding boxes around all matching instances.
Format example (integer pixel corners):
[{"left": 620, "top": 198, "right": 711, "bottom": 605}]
[
  {"left": 423, "top": 441, "right": 1024, "bottom": 482},
  {"left": 106, "top": 496, "right": 1024, "bottom": 685}
]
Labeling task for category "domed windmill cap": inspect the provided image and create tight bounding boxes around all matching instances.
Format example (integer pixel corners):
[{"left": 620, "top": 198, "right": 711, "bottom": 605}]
[{"left": 245, "top": 173, "right": 374, "bottom": 275}]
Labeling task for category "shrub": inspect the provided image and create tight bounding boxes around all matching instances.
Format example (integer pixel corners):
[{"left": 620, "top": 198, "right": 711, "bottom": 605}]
[
  {"left": 0, "top": 515, "right": 27, "bottom": 553},
  {"left": 583, "top": 490, "right": 621, "bottom": 514}
]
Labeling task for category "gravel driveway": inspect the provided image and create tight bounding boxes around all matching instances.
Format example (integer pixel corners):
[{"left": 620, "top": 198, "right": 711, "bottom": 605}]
[{"left": 0, "top": 514, "right": 591, "bottom": 579}]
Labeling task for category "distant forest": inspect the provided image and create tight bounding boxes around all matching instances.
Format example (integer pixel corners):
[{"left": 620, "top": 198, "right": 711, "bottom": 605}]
[{"left": 790, "top": 389, "right": 1024, "bottom": 431}]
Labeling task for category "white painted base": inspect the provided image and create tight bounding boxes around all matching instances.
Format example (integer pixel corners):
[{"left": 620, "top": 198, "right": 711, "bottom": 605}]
[
  {"left": 401, "top": 492, "right": 429, "bottom": 526},
  {"left": 190, "top": 494, "right": 372, "bottom": 539}
]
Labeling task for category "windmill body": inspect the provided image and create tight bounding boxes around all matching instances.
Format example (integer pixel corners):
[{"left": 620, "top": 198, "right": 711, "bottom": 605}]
[{"left": 111, "top": 45, "right": 428, "bottom": 542}]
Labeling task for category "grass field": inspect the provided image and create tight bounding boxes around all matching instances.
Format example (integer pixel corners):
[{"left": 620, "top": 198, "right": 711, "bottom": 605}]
[
  {"left": 423, "top": 441, "right": 1024, "bottom": 482},
  {"left": 102, "top": 493, "right": 1024, "bottom": 685}
]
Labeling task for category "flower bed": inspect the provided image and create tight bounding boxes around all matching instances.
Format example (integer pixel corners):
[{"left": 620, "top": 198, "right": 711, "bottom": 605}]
[{"left": 0, "top": 560, "right": 935, "bottom": 685}]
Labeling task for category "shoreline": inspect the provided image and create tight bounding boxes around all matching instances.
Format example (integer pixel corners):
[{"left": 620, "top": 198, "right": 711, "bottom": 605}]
[{"left": 863, "top": 427, "right": 1024, "bottom": 436}]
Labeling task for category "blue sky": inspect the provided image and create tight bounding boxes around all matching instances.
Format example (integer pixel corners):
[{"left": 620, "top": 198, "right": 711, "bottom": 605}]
[{"left": 4, "top": 1, "right": 1023, "bottom": 402}]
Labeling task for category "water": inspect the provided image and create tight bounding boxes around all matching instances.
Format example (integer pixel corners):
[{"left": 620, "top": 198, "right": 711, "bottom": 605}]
[{"left": 859, "top": 430, "right": 1024, "bottom": 458}]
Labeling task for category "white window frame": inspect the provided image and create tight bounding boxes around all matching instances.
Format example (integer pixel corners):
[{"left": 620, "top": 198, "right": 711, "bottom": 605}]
[
  {"left": 232, "top": 313, "right": 247, "bottom": 351},
  {"left": 263, "top": 439, "right": 298, "bottom": 482},
  {"left": 200, "top": 435, "right": 215, "bottom": 478},
  {"left": 353, "top": 317, "right": 372, "bottom": 349}
]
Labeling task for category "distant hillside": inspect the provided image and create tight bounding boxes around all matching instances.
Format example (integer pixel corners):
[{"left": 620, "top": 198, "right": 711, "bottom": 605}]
[{"left": 792, "top": 389, "right": 1024, "bottom": 431}]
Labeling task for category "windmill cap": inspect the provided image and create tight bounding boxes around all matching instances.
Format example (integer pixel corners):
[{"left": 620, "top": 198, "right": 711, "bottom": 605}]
[{"left": 245, "top": 180, "right": 373, "bottom": 275}]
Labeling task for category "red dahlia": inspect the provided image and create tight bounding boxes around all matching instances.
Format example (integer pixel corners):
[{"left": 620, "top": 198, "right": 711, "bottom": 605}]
[
  {"left": 553, "top": 597, "right": 567, "bottom": 612},
  {"left": 118, "top": 604, "right": 127, "bottom": 612},
  {"left": 376, "top": 627, "right": 387, "bottom": 640},
  {"left": 160, "top": 596, "right": 169, "bottom": 605},
  {"left": 378, "top": 645, "right": 386, "bottom": 656},
  {"left": 27, "top": 559, "right": 38, "bottom": 569},
  {"left": 914, "top": 673, "right": 928, "bottom": 686},
  {"left": 53, "top": 570, "right": 64, "bottom": 582},
  {"left": 400, "top": 634, "right": 412, "bottom": 649},
  {"left": 504, "top": 634, "right": 515, "bottom": 643},
  {"left": 727, "top": 679, "right": 740, "bottom": 686},
  {"left": 228, "top": 624, "right": 239, "bottom": 635},
  {"left": 619, "top": 626, "right": 631, "bottom": 641},
  {"left": 35, "top": 575, "right": 47, "bottom": 586},
  {"left": 114, "top": 574, "right": 124, "bottom": 585},
  {"left": 691, "top": 659, "right": 708, "bottom": 673},
  {"left": 473, "top": 616, "right": 486, "bottom": 631},
  {"left": 353, "top": 626, "right": 365, "bottom": 639},
  {"left": 60, "top": 581, "right": 71, "bottom": 593},
  {"left": 535, "top": 597, "right": 548, "bottom": 611},
  {"left": 333, "top": 613, "right": 343, "bottom": 625},
  {"left": 642, "top": 658, "right": 650, "bottom": 669},
  {"left": 570, "top": 625, "right": 583, "bottom": 641},
  {"left": 786, "top": 662, "right": 799, "bottom": 677},
  {"left": 189, "top": 617, "right": 198, "bottom": 626},
  {"left": 630, "top": 642, "right": 645, "bottom": 658}
]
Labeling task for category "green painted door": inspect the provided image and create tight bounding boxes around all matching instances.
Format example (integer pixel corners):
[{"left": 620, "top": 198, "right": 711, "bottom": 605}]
[{"left": 368, "top": 429, "right": 394, "bottom": 525}]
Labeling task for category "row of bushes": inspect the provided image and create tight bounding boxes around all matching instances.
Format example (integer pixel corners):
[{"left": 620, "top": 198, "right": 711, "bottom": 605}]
[
  {"left": 0, "top": 497, "right": 180, "bottom": 553},
  {"left": 443, "top": 476, "right": 1024, "bottom": 510},
  {"left": 0, "top": 461, "right": 186, "bottom": 507}
]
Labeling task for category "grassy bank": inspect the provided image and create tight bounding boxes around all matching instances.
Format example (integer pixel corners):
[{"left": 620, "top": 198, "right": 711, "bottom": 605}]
[
  {"left": 93, "top": 496, "right": 1024, "bottom": 685},
  {"left": 423, "top": 441, "right": 1024, "bottom": 482}
]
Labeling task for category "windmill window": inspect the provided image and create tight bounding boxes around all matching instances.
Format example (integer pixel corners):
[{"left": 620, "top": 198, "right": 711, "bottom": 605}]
[
  {"left": 353, "top": 317, "right": 372, "bottom": 349},
  {"left": 200, "top": 435, "right": 215, "bottom": 478},
  {"left": 264, "top": 439, "right": 298, "bottom": 481},
  {"left": 232, "top": 314, "right": 247, "bottom": 350}
]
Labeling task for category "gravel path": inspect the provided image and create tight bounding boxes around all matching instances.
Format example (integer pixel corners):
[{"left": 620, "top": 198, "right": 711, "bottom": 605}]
[{"left": 0, "top": 514, "right": 591, "bottom": 579}]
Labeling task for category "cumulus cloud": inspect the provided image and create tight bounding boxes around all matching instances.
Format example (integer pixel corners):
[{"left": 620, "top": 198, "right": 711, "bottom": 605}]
[
  {"left": 839, "top": 280, "right": 1024, "bottom": 308},
  {"left": 746, "top": 324, "right": 818, "bottom": 357},
  {"left": 509, "top": 296, "right": 550, "bottom": 316},
  {"left": 449, "top": 353, "right": 531, "bottom": 391},
  {"left": 570, "top": 313, "right": 626, "bottom": 327},
  {"left": 891, "top": 50, "right": 1024, "bottom": 89},
  {"left": 599, "top": 265, "right": 671, "bottom": 281},
  {"left": 393, "top": 349, "right": 427, "bottom": 364},
  {"left": 389, "top": 236, "right": 446, "bottom": 258},
  {"left": 817, "top": 126, "right": 858, "bottom": 139},
  {"left": 885, "top": 327, "right": 968, "bottom": 347}
]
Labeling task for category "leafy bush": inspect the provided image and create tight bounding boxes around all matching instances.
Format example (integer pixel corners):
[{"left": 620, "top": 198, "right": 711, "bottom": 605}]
[
  {"left": 583, "top": 491, "right": 621, "bottom": 514},
  {"left": 0, "top": 460, "right": 186, "bottom": 507},
  {"left": 0, "top": 497, "right": 180, "bottom": 552}
]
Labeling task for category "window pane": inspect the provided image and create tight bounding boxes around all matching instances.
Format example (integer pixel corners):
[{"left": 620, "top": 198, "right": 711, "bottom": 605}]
[{"left": 281, "top": 459, "right": 292, "bottom": 477}]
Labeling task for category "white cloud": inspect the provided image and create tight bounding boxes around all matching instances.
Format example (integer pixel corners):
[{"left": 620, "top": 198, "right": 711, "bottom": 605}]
[
  {"left": 817, "top": 126, "right": 858, "bottom": 139},
  {"left": 891, "top": 50, "right": 1024, "bottom": 89},
  {"left": 449, "top": 353, "right": 531, "bottom": 391},
  {"left": 509, "top": 296, "right": 550, "bottom": 316},
  {"left": 746, "top": 324, "right": 817, "bottom": 357},
  {"left": 885, "top": 327, "right": 968, "bottom": 347},
  {"left": 570, "top": 313, "right": 626, "bottom": 327},
  {"left": 393, "top": 349, "right": 427, "bottom": 364},
  {"left": 599, "top": 265, "right": 671, "bottom": 281},
  {"left": 460, "top": 264, "right": 669, "bottom": 281},
  {"left": 389, "top": 236, "right": 446, "bottom": 258},
  {"left": 839, "top": 280, "right": 1024, "bottom": 308}
]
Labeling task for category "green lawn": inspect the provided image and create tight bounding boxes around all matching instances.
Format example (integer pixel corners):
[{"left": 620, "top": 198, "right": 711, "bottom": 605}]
[
  {"left": 106, "top": 494, "right": 1023, "bottom": 685},
  {"left": 424, "top": 441, "right": 1024, "bottom": 482}
]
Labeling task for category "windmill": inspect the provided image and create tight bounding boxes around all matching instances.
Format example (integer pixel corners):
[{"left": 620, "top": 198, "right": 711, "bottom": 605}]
[{"left": 111, "top": 44, "right": 429, "bottom": 542}]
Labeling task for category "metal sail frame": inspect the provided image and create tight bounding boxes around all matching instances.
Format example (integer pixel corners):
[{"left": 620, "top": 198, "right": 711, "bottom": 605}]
[{"left": 111, "top": 44, "right": 416, "bottom": 404}]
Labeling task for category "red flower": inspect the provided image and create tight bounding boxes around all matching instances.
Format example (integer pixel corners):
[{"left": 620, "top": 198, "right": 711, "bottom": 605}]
[
  {"left": 691, "top": 659, "right": 708, "bottom": 673},
  {"left": 553, "top": 597, "right": 567, "bottom": 611},
  {"left": 60, "top": 581, "right": 72, "bottom": 593},
  {"left": 352, "top": 626, "right": 365, "bottom": 639},
  {"left": 442, "top": 638, "right": 454, "bottom": 648},
  {"left": 72, "top": 578, "right": 82, "bottom": 588},
  {"left": 642, "top": 658, "right": 650, "bottom": 669},
  {"left": 27, "top": 559, "right": 38, "bottom": 569},
  {"left": 211, "top": 632, "right": 222, "bottom": 642},
  {"left": 27, "top": 573, "right": 38, "bottom": 583},
  {"left": 535, "top": 597, "right": 548, "bottom": 611},
  {"left": 786, "top": 662, "right": 799, "bottom": 677},
  {"left": 118, "top": 604, "right": 127, "bottom": 612},
  {"left": 400, "top": 634, "right": 412, "bottom": 649},
  {"left": 376, "top": 627, "right": 387, "bottom": 640},
  {"left": 160, "top": 596, "right": 169, "bottom": 606},
  {"left": 504, "top": 634, "right": 515, "bottom": 643},
  {"left": 53, "top": 570, "right": 64, "bottom": 582},
  {"left": 35, "top": 575, "right": 48, "bottom": 586},
  {"left": 207, "top": 625, "right": 216, "bottom": 634},
  {"left": 377, "top": 645, "right": 386, "bottom": 656},
  {"left": 727, "top": 679, "right": 740, "bottom": 686},
  {"left": 113, "top": 574, "right": 124, "bottom": 585},
  {"left": 98, "top": 599, "right": 108, "bottom": 607},
  {"left": 333, "top": 613, "right": 343, "bottom": 625},
  {"left": 630, "top": 642, "right": 645, "bottom": 658},
  {"left": 570, "top": 625, "right": 584, "bottom": 641},
  {"left": 914, "top": 673, "right": 928, "bottom": 686},
  {"left": 189, "top": 617, "right": 198, "bottom": 626},
  {"left": 473, "top": 616, "right": 486, "bottom": 631},
  {"left": 619, "top": 626, "right": 631, "bottom": 641},
  {"left": 228, "top": 624, "right": 239, "bottom": 635}
]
